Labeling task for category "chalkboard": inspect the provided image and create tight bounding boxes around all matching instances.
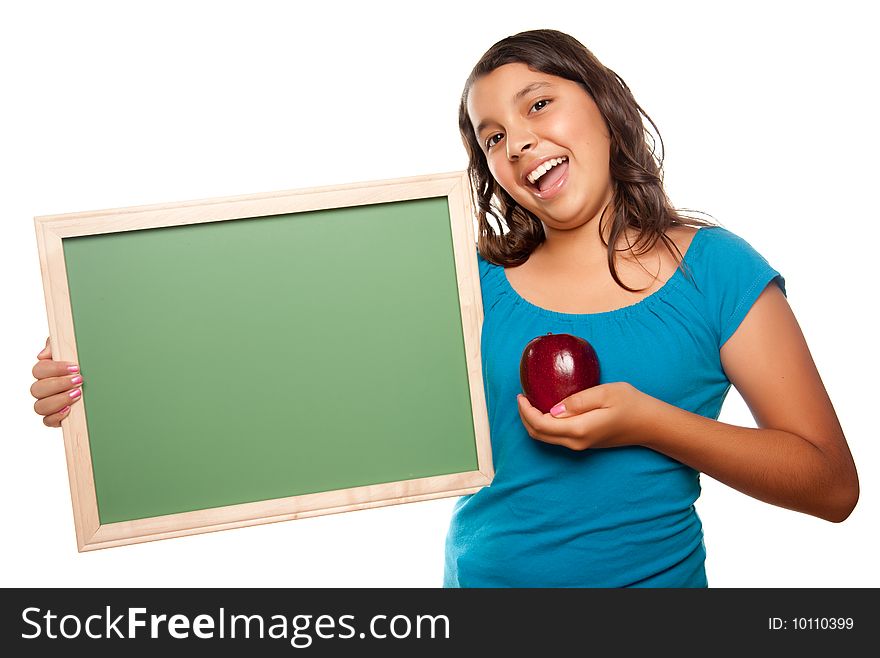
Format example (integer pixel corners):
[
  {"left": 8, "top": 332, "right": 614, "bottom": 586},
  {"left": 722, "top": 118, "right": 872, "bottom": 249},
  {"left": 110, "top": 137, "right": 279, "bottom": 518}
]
[{"left": 34, "top": 172, "right": 492, "bottom": 551}]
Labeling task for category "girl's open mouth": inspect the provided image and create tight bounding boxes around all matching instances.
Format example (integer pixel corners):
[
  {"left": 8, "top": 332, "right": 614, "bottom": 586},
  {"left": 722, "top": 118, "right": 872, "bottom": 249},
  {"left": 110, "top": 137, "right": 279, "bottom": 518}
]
[{"left": 528, "top": 159, "right": 569, "bottom": 200}]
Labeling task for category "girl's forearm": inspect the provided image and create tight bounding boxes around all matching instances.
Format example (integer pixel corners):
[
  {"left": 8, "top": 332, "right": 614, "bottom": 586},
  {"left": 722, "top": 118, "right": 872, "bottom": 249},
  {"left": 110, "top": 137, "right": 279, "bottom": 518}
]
[{"left": 637, "top": 396, "right": 858, "bottom": 523}]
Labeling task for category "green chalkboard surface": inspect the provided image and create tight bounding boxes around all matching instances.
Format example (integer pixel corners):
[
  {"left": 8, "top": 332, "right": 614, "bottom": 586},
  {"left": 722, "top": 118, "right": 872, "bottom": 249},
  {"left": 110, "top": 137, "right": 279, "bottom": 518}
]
[{"left": 36, "top": 172, "right": 491, "bottom": 550}]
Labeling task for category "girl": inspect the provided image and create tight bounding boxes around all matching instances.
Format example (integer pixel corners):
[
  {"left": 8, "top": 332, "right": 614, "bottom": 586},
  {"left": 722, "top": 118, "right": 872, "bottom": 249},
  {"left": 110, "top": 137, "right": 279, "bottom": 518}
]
[
  {"left": 30, "top": 29, "right": 859, "bottom": 588},
  {"left": 441, "top": 29, "right": 858, "bottom": 587}
]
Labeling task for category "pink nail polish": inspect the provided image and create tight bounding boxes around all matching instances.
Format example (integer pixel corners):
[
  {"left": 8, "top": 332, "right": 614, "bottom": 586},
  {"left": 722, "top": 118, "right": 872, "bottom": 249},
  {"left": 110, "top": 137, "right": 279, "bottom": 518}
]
[
  {"left": 71, "top": 375, "right": 83, "bottom": 385},
  {"left": 59, "top": 406, "right": 70, "bottom": 415},
  {"left": 67, "top": 365, "right": 80, "bottom": 374},
  {"left": 550, "top": 402, "right": 566, "bottom": 416},
  {"left": 69, "top": 389, "right": 82, "bottom": 399}
]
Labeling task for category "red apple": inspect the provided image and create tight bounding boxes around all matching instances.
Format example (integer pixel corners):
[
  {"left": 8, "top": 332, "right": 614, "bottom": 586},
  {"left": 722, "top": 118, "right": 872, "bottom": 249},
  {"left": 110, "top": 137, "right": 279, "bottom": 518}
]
[{"left": 519, "top": 332, "right": 600, "bottom": 414}]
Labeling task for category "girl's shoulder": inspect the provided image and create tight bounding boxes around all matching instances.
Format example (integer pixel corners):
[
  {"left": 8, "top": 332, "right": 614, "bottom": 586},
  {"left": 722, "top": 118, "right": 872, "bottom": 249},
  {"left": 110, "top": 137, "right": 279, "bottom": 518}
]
[
  {"left": 474, "top": 246, "right": 503, "bottom": 292},
  {"left": 668, "top": 224, "right": 743, "bottom": 258},
  {"left": 475, "top": 245, "right": 498, "bottom": 277},
  {"left": 682, "top": 224, "right": 774, "bottom": 271}
]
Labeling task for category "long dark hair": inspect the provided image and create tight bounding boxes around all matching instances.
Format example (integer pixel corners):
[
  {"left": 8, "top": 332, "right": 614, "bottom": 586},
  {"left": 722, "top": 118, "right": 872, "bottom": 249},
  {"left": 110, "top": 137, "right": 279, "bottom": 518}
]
[{"left": 460, "top": 29, "right": 714, "bottom": 290}]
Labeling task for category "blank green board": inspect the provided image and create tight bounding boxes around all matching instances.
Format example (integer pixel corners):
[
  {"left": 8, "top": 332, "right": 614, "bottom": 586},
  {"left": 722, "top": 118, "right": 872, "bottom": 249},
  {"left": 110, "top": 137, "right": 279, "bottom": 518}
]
[{"left": 62, "top": 197, "right": 479, "bottom": 524}]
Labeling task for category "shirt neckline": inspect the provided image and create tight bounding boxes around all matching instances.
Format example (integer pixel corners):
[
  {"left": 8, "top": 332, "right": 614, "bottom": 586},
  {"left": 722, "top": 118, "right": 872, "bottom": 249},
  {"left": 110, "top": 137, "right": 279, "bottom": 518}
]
[{"left": 496, "top": 226, "right": 711, "bottom": 321}]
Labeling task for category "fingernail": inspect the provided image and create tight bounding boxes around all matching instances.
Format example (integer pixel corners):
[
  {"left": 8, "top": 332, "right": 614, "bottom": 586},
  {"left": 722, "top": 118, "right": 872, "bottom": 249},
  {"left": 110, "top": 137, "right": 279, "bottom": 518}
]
[
  {"left": 550, "top": 402, "right": 566, "bottom": 416},
  {"left": 71, "top": 375, "right": 83, "bottom": 385},
  {"left": 59, "top": 406, "right": 70, "bottom": 415},
  {"left": 69, "top": 389, "right": 82, "bottom": 399},
  {"left": 67, "top": 365, "right": 80, "bottom": 374}
]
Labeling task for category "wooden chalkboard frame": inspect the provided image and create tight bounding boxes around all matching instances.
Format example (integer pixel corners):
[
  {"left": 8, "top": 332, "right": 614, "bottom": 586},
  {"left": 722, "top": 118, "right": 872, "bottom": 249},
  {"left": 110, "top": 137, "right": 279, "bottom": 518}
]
[{"left": 34, "top": 171, "right": 492, "bottom": 551}]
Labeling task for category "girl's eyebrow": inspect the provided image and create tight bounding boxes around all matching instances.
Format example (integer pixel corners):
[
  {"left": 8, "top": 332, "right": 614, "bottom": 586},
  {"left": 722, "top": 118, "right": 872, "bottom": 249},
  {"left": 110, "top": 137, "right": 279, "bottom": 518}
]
[
  {"left": 513, "top": 81, "right": 553, "bottom": 103},
  {"left": 475, "top": 81, "right": 554, "bottom": 136}
]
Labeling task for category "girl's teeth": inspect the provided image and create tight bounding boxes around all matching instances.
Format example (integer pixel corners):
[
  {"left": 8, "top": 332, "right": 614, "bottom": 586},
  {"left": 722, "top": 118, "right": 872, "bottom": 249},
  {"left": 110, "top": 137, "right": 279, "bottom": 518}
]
[{"left": 528, "top": 157, "right": 567, "bottom": 184}]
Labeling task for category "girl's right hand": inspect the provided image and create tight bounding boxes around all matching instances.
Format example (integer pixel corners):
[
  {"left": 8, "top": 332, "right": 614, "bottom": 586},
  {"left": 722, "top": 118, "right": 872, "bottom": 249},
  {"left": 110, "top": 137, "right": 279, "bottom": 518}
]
[{"left": 30, "top": 336, "right": 83, "bottom": 428}]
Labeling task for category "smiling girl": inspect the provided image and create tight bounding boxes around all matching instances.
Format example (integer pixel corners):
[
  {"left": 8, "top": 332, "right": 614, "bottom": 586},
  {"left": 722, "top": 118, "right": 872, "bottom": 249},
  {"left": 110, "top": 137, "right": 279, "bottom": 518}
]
[{"left": 442, "top": 29, "right": 859, "bottom": 587}]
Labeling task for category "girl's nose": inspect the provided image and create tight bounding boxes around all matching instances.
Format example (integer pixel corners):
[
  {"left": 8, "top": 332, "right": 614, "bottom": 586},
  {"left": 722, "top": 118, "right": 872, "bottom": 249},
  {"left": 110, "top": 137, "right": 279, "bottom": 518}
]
[{"left": 506, "top": 129, "right": 534, "bottom": 160}]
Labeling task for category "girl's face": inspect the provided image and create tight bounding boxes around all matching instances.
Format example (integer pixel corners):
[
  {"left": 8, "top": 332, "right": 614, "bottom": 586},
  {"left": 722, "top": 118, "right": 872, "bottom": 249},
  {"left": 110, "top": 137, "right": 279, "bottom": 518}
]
[{"left": 467, "top": 62, "right": 614, "bottom": 231}]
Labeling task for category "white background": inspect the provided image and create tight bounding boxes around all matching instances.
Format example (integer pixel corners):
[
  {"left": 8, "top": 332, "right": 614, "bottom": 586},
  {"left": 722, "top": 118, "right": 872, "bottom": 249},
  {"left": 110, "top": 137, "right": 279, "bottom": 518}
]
[{"left": 2, "top": 0, "right": 877, "bottom": 588}]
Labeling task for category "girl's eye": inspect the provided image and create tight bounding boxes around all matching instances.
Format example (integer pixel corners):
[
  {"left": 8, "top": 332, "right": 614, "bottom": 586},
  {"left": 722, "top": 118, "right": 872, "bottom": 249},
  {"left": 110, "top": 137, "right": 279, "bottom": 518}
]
[
  {"left": 532, "top": 99, "right": 550, "bottom": 112},
  {"left": 486, "top": 133, "right": 503, "bottom": 149}
]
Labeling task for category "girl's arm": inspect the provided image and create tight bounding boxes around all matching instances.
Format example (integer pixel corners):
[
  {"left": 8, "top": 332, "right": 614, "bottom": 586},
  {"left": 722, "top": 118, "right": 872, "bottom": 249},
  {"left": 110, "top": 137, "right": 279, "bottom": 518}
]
[
  {"left": 642, "top": 282, "right": 859, "bottom": 522},
  {"left": 517, "top": 283, "right": 859, "bottom": 522}
]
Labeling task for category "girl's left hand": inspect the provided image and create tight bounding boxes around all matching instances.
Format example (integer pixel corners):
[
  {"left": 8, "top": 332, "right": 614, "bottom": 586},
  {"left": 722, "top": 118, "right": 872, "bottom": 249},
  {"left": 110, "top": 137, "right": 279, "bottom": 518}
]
[{"left": 516, "top": 382, "right": 653, "bottom": 451}]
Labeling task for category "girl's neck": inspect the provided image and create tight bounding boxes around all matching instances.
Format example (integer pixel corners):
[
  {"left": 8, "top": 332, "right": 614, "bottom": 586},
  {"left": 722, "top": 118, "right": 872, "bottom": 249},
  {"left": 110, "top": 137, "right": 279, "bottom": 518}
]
[{"left": 533, "top": 203, "right": 625, "bottom": 273}]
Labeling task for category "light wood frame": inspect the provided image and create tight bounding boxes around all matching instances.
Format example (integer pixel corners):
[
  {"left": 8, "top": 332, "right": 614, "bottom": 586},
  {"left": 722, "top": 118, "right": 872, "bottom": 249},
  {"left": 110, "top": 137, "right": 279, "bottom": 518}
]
[{"left": 34, "top": 171, "right": 492, "bottom": 551}]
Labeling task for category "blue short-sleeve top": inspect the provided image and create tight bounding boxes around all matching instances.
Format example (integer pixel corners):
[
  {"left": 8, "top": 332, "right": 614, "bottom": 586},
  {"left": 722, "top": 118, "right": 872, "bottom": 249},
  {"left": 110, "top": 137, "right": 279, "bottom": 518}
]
[{"left": 443, "top": 226, "right": 786, "bottom": 587}]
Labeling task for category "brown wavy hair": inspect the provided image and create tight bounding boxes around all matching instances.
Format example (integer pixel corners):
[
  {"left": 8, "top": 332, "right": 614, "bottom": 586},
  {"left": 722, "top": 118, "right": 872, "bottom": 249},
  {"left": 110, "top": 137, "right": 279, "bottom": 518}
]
[{"left": 460, "top": 29, "right": 715, "bottom": 290}]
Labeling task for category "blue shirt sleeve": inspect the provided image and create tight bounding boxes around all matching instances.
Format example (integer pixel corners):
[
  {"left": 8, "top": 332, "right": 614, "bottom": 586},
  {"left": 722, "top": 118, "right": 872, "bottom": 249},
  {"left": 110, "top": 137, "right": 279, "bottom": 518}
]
[{"left": 693, "top": 227, "right": 786, "bottom": 348}]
